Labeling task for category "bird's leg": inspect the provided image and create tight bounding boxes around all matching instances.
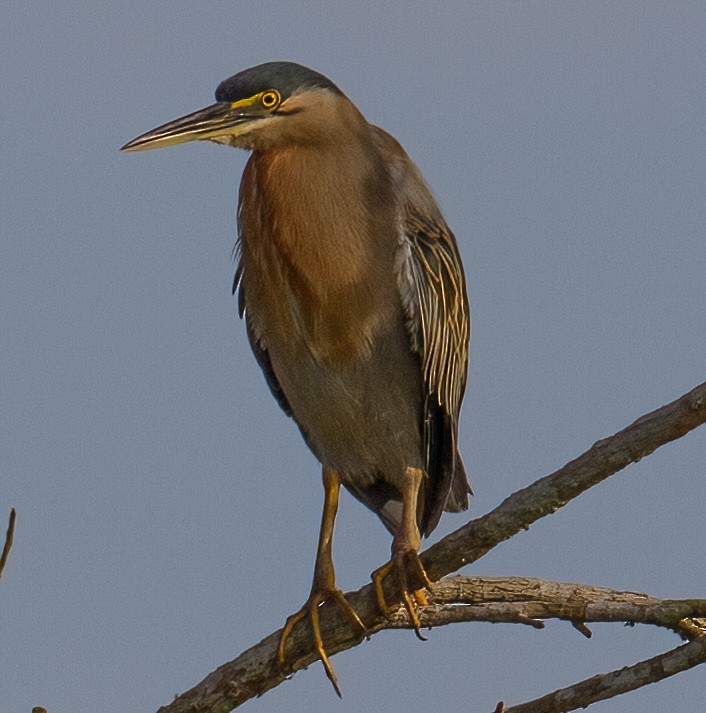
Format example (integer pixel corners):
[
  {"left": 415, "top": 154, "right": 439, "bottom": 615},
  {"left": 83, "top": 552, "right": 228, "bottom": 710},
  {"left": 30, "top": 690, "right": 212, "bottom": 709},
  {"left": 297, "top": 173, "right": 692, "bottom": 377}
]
[
  {"left": 371, "top": 466, "right": 433, "bottom": 640},
  {"left": 278, "top": 466, "right": 367, "bottom": 696}
]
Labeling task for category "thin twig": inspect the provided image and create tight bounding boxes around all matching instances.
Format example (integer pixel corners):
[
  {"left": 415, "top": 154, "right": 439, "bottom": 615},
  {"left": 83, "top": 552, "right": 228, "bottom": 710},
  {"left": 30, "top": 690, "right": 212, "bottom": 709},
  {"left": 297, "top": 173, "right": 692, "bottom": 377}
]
[
  {"left": 0, "top": 508, "right": 16, "bottom": 579},
  {"left": 156, "top": 381, "right": 706, "bottom": 713},
  {"left": 499, "top": 635, "right": 706, "bottom": 713}
]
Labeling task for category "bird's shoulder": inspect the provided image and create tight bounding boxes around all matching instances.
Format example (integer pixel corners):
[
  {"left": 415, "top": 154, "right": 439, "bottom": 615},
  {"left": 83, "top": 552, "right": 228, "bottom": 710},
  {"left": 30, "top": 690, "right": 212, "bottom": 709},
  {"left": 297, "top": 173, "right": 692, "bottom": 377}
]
[{"left": 369, "top": 125, "right": 441, "bottom": 218}]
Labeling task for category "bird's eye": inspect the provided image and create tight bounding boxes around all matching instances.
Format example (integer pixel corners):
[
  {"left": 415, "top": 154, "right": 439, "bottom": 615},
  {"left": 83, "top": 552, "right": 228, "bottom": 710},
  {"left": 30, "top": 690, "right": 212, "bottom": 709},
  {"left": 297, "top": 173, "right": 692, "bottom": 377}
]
[{"left": 260, "top": 90, "right": 280, "bottom": 109}]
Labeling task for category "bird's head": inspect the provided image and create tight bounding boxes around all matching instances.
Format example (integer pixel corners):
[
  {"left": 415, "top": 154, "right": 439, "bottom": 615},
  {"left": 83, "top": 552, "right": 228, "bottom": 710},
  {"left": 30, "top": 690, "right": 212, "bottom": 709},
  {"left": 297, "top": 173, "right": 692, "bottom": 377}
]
[{"left": 121, "top": 61, "right": 355, "bottom": 153}]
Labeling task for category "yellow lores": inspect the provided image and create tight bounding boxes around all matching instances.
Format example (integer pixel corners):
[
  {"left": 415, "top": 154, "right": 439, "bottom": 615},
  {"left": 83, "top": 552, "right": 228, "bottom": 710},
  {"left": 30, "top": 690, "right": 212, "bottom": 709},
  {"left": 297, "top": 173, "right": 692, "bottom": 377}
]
[{"left": 231, "top": 89, "right": 281, "bottom": 111}]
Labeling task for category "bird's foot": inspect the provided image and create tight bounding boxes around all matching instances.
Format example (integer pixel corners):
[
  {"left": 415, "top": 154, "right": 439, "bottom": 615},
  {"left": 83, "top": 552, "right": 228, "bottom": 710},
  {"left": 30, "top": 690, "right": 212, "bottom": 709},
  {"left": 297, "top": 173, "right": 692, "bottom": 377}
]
[
  {"left": 278, "top": 588, "right": 367, "bottom": 697},
  {"left": 371, "top": 549, "right": 433, "bottom": 640}
]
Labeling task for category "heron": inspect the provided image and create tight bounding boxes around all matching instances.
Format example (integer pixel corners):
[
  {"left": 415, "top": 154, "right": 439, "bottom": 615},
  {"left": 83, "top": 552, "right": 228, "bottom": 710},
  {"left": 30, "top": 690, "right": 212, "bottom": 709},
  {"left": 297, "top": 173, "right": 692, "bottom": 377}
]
[{"left": 122, "top": 61, "right": 471, "bottom": 694}]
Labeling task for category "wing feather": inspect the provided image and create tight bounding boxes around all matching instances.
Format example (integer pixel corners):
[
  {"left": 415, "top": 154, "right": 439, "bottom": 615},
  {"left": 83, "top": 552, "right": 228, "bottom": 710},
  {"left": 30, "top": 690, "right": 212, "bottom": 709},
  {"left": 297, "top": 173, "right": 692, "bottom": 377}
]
[{"left": 233, "top": 200, "right": 293, "bottom": 418}]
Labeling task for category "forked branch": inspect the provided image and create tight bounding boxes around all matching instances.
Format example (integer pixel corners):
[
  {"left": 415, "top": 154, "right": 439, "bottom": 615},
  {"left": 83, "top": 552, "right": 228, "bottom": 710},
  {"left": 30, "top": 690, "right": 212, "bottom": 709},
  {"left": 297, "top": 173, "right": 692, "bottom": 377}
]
[{"left": 156, "top": 381, "right": 706, "bottom": 713}]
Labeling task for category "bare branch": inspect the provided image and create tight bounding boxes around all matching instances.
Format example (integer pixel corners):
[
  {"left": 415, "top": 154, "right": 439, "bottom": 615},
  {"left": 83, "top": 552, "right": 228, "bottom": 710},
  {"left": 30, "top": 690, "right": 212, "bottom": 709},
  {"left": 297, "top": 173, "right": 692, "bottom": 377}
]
[
  {"left": 0, "top": 508, "right": 16, "bottom": 579},
  {"left": 404, "top": 577, "right": 706, "bottom": 638},
  {"left": 422, "top": 381, "right": 706, "bottom": 582},
  {"left": 156, "top": 381, "right": 706, "bottom": 713},
  {"left": 497, "top": 635, "right": 706, "bottom": 713}
]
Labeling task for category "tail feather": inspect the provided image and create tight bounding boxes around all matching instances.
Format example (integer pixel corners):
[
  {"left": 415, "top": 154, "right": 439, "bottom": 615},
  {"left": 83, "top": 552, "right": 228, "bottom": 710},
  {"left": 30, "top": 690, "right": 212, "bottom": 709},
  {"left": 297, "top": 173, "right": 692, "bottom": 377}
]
[{"left": 445, "top": 452, "right": 472, "bottom": 512}]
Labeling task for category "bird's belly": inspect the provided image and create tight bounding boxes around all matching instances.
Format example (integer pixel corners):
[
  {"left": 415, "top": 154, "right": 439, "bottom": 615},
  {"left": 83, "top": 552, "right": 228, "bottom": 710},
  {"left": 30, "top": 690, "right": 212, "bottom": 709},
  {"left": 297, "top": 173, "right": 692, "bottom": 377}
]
[{"left": 266, "top": 322, "right": 424, "bottom": 487}]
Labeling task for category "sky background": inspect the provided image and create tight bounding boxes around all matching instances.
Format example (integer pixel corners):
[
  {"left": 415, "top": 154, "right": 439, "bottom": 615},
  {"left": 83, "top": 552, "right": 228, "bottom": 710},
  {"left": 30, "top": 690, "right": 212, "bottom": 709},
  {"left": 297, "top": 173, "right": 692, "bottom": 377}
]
[{"left": 2, "top": 2, "right": 705, "bottom": 712}]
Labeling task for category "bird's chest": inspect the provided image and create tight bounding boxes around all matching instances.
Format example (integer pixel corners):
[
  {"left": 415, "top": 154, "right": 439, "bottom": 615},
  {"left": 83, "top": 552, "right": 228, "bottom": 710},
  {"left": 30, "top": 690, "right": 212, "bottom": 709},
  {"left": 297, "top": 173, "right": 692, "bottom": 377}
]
[
  {"left": 242, "top": 229, "right": 389, "bottom": 366},
  {"left": 240, "top": 152, "right": 399, "bottom": 366}
]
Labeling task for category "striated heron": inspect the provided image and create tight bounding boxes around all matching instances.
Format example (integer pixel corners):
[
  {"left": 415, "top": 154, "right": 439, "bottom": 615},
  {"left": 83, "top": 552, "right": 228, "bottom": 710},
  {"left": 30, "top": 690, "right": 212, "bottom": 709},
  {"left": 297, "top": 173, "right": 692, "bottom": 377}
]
[{"left": 121, "top": 61, "right": 471, "bottom": 694}]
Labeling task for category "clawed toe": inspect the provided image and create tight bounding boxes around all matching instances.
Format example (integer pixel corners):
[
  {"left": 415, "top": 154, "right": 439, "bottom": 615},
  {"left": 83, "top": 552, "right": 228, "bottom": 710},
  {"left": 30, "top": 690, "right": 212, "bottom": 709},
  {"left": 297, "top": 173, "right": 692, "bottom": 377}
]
[
  {"left": 371, "top": 549, "right": 432, "bottom": 639},
  {"left": 278, "top": 588, "right": 367, "bottom": 697}
]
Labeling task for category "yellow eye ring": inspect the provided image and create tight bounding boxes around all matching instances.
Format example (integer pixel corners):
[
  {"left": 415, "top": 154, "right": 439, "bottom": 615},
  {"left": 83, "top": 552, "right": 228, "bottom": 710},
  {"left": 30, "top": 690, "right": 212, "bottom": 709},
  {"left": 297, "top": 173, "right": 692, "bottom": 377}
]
[{"left": 260, "top": 90, "right": 280, "bottom": 109}]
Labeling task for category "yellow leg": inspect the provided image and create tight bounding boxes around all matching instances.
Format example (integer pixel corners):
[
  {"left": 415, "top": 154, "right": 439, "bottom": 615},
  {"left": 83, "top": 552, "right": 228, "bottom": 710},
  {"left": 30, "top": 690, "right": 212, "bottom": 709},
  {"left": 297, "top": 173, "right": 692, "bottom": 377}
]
[
  {"left": 371, "top": 467, "right": 433, "bottom": 639},
  {"left": 278, "top": 467, "right": 367, "bottom": 696}
]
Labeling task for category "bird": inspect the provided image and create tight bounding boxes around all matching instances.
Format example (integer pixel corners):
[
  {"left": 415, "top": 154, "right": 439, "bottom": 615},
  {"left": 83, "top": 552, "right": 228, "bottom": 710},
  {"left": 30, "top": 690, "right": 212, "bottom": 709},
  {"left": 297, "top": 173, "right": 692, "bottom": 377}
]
[{"left": 121, "top": 61, "right": 471, "bottom": 694}]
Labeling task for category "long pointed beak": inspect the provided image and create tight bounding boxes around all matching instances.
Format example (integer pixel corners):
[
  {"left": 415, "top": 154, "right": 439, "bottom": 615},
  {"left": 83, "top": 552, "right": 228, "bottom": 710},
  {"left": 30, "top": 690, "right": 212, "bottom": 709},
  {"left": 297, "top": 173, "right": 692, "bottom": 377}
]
[{"left": 120, "top": 102, "right": 264, "bottom": 153}]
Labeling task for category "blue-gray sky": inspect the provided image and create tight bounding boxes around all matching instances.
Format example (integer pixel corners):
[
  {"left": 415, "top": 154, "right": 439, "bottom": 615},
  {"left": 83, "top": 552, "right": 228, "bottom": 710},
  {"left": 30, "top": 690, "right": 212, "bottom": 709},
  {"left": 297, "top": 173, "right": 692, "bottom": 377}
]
[{"left": 2, "top": 2, "right": 705, "bottom": 712}]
